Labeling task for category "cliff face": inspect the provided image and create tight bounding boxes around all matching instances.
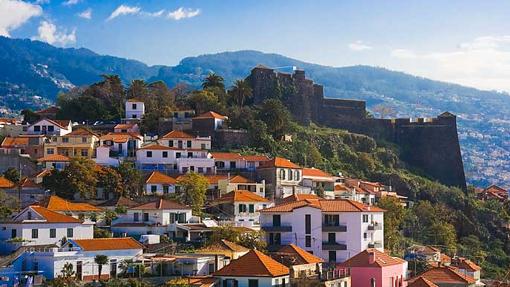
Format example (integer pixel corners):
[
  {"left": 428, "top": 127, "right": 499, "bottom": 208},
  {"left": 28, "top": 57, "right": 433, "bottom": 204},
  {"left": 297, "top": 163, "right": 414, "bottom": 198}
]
[{"left": 247, "top": 66, "right": 467, "bottom": 189}]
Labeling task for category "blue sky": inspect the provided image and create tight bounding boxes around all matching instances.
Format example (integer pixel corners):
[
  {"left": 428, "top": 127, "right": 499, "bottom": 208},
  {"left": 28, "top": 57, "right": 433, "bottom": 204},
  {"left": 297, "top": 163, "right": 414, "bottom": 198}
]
[{"left": 2, "top": 0, "right": 510, "bottom": 91}]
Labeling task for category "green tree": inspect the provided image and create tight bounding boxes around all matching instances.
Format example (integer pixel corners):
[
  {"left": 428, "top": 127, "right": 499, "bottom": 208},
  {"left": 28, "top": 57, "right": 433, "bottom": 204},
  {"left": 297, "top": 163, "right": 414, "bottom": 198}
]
[
  {"left": 209, "top": 225, "right": 266, "bottom": 250},
  {"left": 377, "top": 196, "right": 406, "bottom": 254},
  {"left": 48, "top": 262, "right": 77, "bottom": 287},
  {"left": 228, "top": 79, "right": 252, "bottom": 107},
  {"left": 257, "top": 99, "right": 293, "bottom": 139},
  {"left": 176, "top": 173, "right": 208, "bottom": 215},
  {"left": 202, "top": 72, "right": 225, "bottom": 90},
  {"left": 97, "top": 166, "right": 124, "bottom": 196},
  {"left": 116, "top": 162, "right": 143, "bottom": 197},
  {"left": 127, "top": 79, "right": 149, "bottom": 100},
  {"left": 425, "top": 221, "right": 457, "bottom": 254},
  {"left": 188, "top": 90, "right": 220, "bottom": 115},
  {"left": 20, "top": 109, "right": 40, "bottom": 124},
  {"left": 103, "top": 210, "right": 118, "bottom": 226},
  {"left": 2, "top": 167, "right": 20, "bottom": 183},
  {"left": 95, "top": 254, "right": 109, "bottom": 281}
]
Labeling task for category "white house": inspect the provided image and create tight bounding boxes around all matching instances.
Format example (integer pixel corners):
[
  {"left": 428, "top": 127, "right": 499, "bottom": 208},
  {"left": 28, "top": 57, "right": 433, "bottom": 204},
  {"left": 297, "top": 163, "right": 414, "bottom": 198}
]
[
  {"left": 302, "top": 168, "right": 336, "bottom": 199},
  {"left": 37, "top": 154, "right": 71, "bottom": 170},
  {"left": 259, "top": 198, "right": 385, "bottom": 263},
  {"left": 99, "top": 132, "right": 143, "bottom": 158},
  {"left": 21, "top": 237, "right": 144, "bottom": 281},
  {"left": 111, "top": 199, "right": 196, "bottom": 240},
  {"left": 157, "top": 130, "right": 211, "bottom": 150},
  {"left": 217, "top": 175, "right": 266, "bottom": 199},
  {"left": 114, "top": 123, "right": 139, "bottom": 134},
  {"left": 136, "top": 144, "right": 215, "bottom": 174},
  {"left": 125, "top": 99, "right": 145, "bottom": 120},
  {"left": 209, "top": 190, "right": 272, "bottom": 228},
  {"left": 211, "top": 153, "right": 270, "bottom": 172},
  {"left": 40, "top": 195, "right": 103, "bottom": 222},
  {"left": 26, "top": 119, "right": 72, "bottom": 136},
  {"left": 0, "top": 205, "right": 94, "bottom": 255},
  {"left": 214, "top": 249, "right": 290, "bottom": 287},
  {"left": 144, "top": 171, "right": 176, "bottom": 195}
]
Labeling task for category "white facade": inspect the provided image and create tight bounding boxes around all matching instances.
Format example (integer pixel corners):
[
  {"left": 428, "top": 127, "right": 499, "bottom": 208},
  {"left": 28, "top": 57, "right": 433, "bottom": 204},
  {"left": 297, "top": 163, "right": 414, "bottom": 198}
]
[
  {"left": 157, "top": 135, "right": 211, "bottom": 150},
  {"left": 125, "top": 100, "right": 145, "bottom": 119},
  {"left": 218, "top": 178, "right": 266, "bottom": 198},
  {"left": 26, "top": 119, "right": 71, "bottom": 136},
  {"left": 145, "top": 182, "right": 176, "bottom": 195},
  {"left": 94, "top": 146, "right": 121, "bottom": 167},
  {"left": 259, "top": 202, "right": 384, "bottom": 263},
  {"left": 216, "top": 275, "right": 290, "bottom": 287},
  {"left": 136, "top": 145, "right": 215, "bottom": 173}
]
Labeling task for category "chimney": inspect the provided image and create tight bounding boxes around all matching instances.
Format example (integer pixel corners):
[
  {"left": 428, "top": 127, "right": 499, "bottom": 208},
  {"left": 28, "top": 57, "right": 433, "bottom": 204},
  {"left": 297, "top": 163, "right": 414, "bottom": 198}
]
[{"left": 368, "top": 251, "right": 376, "bottom": 264}]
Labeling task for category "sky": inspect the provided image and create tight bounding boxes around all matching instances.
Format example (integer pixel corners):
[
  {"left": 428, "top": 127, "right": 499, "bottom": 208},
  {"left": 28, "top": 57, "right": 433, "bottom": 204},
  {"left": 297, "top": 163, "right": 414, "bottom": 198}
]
[{"left": 2, "top": 0, "right": 510, "bottom": 92}]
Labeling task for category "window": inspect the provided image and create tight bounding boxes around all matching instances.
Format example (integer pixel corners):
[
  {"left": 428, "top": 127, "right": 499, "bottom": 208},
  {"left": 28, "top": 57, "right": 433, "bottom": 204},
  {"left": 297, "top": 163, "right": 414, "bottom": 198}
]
[
  {"left": 50, "top": 228, "right": 56, "bottom": 238},
  {"left": 82, "top": 137, "right": 87, "bottom": 143},
  {"left": 168, "top": 140, "right": 174, "bottom": 147},
  {"left": 305, "top": 235, "right": 312, "bottom": 247},
  {"left": 81, "top": 149, "right": 88, "bottom": 157},
  {"left": 295, "top": 170, "right": 300, "bottom": 181},
  {"left": 279, "top": 169, "right": 286, "bottom": 180},
  {"left": 187, "top": 152, "right": 193, "bottom": 158},
  {"left": 248, "top": 204, "right": 255, "bottom": 213},
  {"left": 67, "top": 228, "right": 73, "bottom": 238},
  {"left": 288, "top": 169, "right": 293, "bottom": 180},
  {"left": 132, "top": 114, "right": 137, "bottom": 119},
  {"left": 269, "top": 233, "right": 281, "bottom": 245},
  {"left": 187, "top": 141, "right": 192, "bottom": 148},
  {"left": 176, "top": 152, "right": 181, "bottom": 158},
  {"left": 328, "top": 233, "right": 336, "bottom": 243},
  {"left": 151, "top": 185, "right": 157, "bottom": 193},
  {"left": 305, "top": 214, "right": 311, "bottom": 234},
  {"left": 11, "top": 229, "right": 16, "bottom": 238},
  {"left": 132, "top": 103, "right": 137, "bottom": 109},
  {"left": 47, "top": 126, "right": 54, "bottom": 132},
  {"left": 273, "top": 214, "right": 281, "bottom": 227},
  {"left": 47, "top": 148, "right": 54, "bottom": 154},
  {"left": 134, "top": 213, "right": 139, "bottom": 222},
  {"left": 363, "top": 214, "right": 369, "bottom": 223},
  {"left": 239, "top": 204, "right": 247, "bottom": 213},
  {"left": 34, "top": 126, "right": 40, "bottom": 132},
  {"left": 146, "top": 151, "right": 152, "bottom": 158},
  {"left": 31, "top": 229, "right": 38, "bottom": 239},
  {"left": 27, "top": 212, "right": 32, "bottom": 220},
  {"left": 325, "top": 214, "right": 340, "bottom": 226},
  {"left": 143, "top": 213, "right": 149, "bottom": 221},
  {"left": 62, "top": 137, "right": 69, "bottom": 143},
  {"left": 248, "top": 279, "right": 259, "bottom": 287},
  {"left": 364, "top": 233, "right": 368, "bottom": 240},
  {"left": 201, "top": 144, "right": 206, "bottom": 149},
  {"left": 198, "top": 167, "right": 204, "bottom": 173},
  {"left": 162, "top": 151, "right": 168, "bottom": 158},
  {"left": 230, "top": 161, "right": 236, "bottom": 169},
  {"left": 329, "top": 251, "right": 336, "bottom": 262},
  {"left": 163, "top": 185, "right": 169, "bottom": 194}
]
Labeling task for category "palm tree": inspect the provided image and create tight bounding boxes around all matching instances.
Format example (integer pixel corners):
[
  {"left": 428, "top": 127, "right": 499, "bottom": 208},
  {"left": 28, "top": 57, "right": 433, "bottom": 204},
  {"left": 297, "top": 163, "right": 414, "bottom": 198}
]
[
  {"left": 94, "top": 254, "right": 109, "bottom": 281},
  {"left": 229, "top": 79, "right": 252, "bottom": 107},
  {"left": 202, "top": 72, "right": 225, "bottom": 90},
  {"left": 127, "top": 79, "right": 148, "bottom": 99}
]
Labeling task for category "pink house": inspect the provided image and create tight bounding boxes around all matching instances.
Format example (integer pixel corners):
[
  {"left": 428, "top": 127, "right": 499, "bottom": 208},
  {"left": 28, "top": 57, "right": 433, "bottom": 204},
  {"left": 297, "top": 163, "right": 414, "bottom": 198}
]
[{"left": 338, "top": 248, "right": 408, "bottom": 287}]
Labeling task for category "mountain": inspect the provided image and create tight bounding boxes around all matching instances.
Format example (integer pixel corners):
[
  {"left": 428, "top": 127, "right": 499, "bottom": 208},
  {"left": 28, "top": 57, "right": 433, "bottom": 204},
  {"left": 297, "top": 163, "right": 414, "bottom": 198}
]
[{"left": 0, "top": 37, "right": 509, "bottom": 188}]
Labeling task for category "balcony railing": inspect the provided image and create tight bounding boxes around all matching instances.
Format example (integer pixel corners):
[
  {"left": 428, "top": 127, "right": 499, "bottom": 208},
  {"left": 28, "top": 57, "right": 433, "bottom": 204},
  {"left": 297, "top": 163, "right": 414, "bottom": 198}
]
[
  {"left": 368, "top": 241, "right": 383, "bottom": 248},
  {"left": 261, "top": 225, "right": 292, "bottom": 232},
  {"left": 322, "top": 242, "right": 347, "bottom": 250},
  {"left": 322, "top": 223, "right": 347, "bottom": 232},
  {"left": 368, "top": 222, "right": 382, "bottom": 231}
]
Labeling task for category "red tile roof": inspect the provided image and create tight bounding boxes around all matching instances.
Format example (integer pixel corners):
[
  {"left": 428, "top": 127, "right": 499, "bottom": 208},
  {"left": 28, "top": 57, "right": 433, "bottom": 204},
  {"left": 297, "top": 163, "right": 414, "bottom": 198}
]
[
  {"left": 0, "top": 177, "right": 15, "bottom": 189},
  {"left": 277, "top": 244, "right": 323, "bottom": 264},
  {"left": 242, "top": 155, "right": 270, "bottom": 162},
  {"left": 131, "top": 199, "right": 189, "bottom": 210},
  {"left": 410, "top": 267, "right": 476, "bottom": 285},
  {"left": 193, "top": 111, "right": 227, "bottom": 120},
  {"left": 211, "top": 152, "right": 243, "bottom": 160},
  {"left": 228, "top": 175, "right": 252, "bottom": 183},
  {"left": 100, "top": 132, "right": 141, "bottom": 143},
  {"left": 114, "top": 123, "right": 137, "bottom": 130},
  {"left": 44, "top": 195, "right": 102, "bottom": 212},
  {"left": 339, "top": 249, "right": 406, "bottom": 268},
  {"left": 302, "top": 167, "right": 333, "bottom": 178},
  {"left": 67, "top": 127, "right": 98, "bottom": 136},
  {"left": 214, "top": 250, "right": 289, "bottom": 277},
  {"left": 214, "top": 190, "right": 269, "bottom": 204},
  {"left": 30, "top": 206, "right": 82, "bottom": 223},
  {"left": 72, "top": 238, "right": 144, "bottom": 251},
  {"left": 261, "top": 199, "right": 384, "bottom": 213},
  {"left": 161, "top": 130, "right": 195, "bottom": 139},
  {"left": 258, "top": 157, "right": 301, "bottom": 169},
  {"left": 146, "top": 171, "right": 176, "bottom": 184},
  {"left": 451, "top": 257, "right": 481, "bottom": 272},
  {"left": 280, "top": 194, "right": 320, "bottom": 204},
  {"left": 408, "top": 277, "right": 439, "bottom": 287},
  {"left": 199, "top": 239, "right": 249, "bottom": 253},
  {"left": 1, "top": 136, "right": 29, "bottom": 147},
  {"left": 37, "top": 154, "right": 70, "bottom": 162}
]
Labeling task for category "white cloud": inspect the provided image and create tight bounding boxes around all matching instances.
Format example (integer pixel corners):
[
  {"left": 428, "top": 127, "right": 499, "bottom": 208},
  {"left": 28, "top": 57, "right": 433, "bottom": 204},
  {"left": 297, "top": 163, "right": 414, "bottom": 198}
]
[
  {"left": 34, "top": 0, "right": 49, "bottom": 4},
  {"left": 78, "top": 8, "right": 91, "bottom": 19},
  {"left": 0, "top": 0, "right": 42, "bottom": 37},
  {"left": 348, "top": 40, "right": 372, "bottom": 51},
  {"left": 62, "top": 0, "right": 79, "bottom": 6},
  {"left": 167, "top": 7, "right": 200, "bottom": 20},
  {"left": 142, "top": 9, "right": 165, "bottom": 17},
  {"left": 390, "top": 35, "right": 510, "bottom": 91},
  {"left": 107, "top": 5, "right": 140, "bottom": 21},
  {"left": 33, "top": 20, "right": 76, "bottom": 46}
]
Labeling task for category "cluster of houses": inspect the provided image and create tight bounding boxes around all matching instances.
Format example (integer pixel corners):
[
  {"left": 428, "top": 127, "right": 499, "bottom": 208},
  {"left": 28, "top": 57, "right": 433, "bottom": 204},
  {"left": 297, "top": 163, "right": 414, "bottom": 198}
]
[{"left": 0, "top": 100, "right": 492, "bottom": 286}]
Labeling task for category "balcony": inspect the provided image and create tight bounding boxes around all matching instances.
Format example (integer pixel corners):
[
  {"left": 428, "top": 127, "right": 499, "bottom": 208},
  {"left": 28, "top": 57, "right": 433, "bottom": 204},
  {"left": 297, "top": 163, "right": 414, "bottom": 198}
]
[
  {"left": 322, "top": 223, "right": 347, "bottom": 232},
  {"left": 368, "top": 241, "right": 383, "bottom": 248},
  {"left": 261, "top": 225, "right": 292, "bottom": 232},
  {"left": 368, "top": 222, "right": 382, "bottom": 231},
  {"left": 322, "top": 242, "right": 347, "bottom": 250}
]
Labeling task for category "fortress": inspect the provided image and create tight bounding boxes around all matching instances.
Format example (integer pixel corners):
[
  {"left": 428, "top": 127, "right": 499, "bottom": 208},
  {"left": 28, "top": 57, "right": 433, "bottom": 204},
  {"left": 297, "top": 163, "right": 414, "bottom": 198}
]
[{"left": 246, "top": 65, "right": 467, "bottom": 189}]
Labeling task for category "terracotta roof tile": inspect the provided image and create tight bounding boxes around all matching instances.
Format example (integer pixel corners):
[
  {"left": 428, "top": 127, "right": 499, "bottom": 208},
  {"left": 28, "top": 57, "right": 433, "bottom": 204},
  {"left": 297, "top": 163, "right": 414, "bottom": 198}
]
[
  {"left": 302, "top": 168, "right": 333, "bottom": 178},
  {"left": 214, "top": 190, "right": 269, "bottom": 204},
  {"left": 146, "top": 171, "right": 176, "bottom": 184},
  {"left": 67, "top": 127, "right": 98, "bottom": 136},
  {"left": 242, "top": 155, "right": 270, "bottom": 162},
  {"left": 29, "top": 206, "right": 82, "bottom": 223},
  {"left": 114, "top": 123, "right": 137, "bottom": 130},
  {"left": 409, "top": 267, "right": 476, "bottom": 285},
  {"left": 132, "top": 199, "right": 189, "bottom": 210},
  {"left": 451, "top": 257, "right": 481, "bottom": 272},
  {"left": 1, "top": 136, "right": 29, "bottom": 147},
  {"left": 0, "top": 177, "right": 15, "bottom": 189},
  {"left": 44, "top": 195, "right": 102, "bottom": 212},
  {"left": 161, "top": 130, "right": 195, "bottom": 139},
  {"left": 261, "top": 199, "right": 384, "bottom": 213},
  {"left": 211, "top": 152, "right": 243, "bottom": 160},
  {"left": 408, "top": 277, "right": 439, "bottom": 287},
  {"left": 228, "top": 175, "right": 252, "bottom": 183},
  {"left": 214, "top": 250, "right": 289, "bottom": 277},
  {"left": 280, "top": 194, "right": 320, "bottom": 204},
  {"left": 37, "top": 154, "right": 70, "bottom": 162},
  {"left": 72, "top": 238, "right": 144, "bottom": 251},
  {"left": 277, "top": 244, "right": 324, "bottom": 264},
  {"left": 193, "top": 111, "right": 227, "bottom": 120},
  {"left": 199, "top": 239, "right": 249, "bottom": 253},
  {"left": 258, "top": 157, "right": 301, "bottom": 169},
  {"left": 339, "top": 249, "right": 406, "bottom": 268},
  {"left": 100, "top": 132, "right": 141, "bottom": 143}
]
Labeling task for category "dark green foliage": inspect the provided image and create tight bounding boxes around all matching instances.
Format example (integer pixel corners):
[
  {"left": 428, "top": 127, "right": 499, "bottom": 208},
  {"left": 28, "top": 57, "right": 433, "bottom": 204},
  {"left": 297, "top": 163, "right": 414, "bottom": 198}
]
[{"left": 2, "top": 167, "right": 20, "bottom": 183}]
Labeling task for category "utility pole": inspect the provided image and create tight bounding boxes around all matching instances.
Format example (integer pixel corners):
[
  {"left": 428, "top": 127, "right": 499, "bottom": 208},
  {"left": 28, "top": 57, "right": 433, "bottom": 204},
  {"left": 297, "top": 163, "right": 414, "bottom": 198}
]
[{"left": 17, "top": 153, "right": 22, "bottom": 211}]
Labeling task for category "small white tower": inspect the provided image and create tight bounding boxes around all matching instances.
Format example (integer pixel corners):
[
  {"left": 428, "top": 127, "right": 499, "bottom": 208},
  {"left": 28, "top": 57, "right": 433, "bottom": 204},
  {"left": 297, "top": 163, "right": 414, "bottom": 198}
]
[{"left": 125, "top": 99, "right": 145, "bottom": 120}]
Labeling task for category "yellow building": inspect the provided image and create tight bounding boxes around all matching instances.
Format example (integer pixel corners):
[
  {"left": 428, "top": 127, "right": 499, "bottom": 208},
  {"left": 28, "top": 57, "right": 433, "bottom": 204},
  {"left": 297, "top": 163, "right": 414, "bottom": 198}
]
[{"left": 44, "top": 127, "right": 99, "bottom": 159}]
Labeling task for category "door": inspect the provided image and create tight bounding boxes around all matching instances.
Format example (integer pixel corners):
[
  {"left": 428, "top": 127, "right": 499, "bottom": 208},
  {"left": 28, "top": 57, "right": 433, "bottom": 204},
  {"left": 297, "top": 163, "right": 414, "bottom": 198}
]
[
  {"left": 110, "top": 259, "right": 117, "bottom": 278},
  {"left": 76, "top": 261, "right": 82, "bottom": 280}
]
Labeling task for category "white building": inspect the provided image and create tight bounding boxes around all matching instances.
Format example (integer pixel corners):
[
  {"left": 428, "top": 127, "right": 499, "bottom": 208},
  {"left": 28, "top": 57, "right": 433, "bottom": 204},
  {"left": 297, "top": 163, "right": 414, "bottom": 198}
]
[
  {"left": 217, "top": 175, "right": 266, "bottom": 199},
  {"left": 114, "top": 123, "right": 139, "bottom": 134},
  {"left": 26, "top": 119, "right": 72, "bottom": 136},
  {"left": 157, "top": 130, "right": 211, "bottom": 150},
  {"left": 214, "top": 249, "right": 290, "bottom": 287},
  {"left": 209, "top": 190, "right": 272, "bottom": 228},
  {"left": 0, "top": 205, "right": 94, "bottom": 255},
  {"left": 99, "top": 132, "right": 143, "bottom": 158},
  {"left": 302, "top": 168, "right": 336, "bottom": 199},
  {"left": 136, "top": 144, "right": 215, "bottom": 174},
  {"left": 259, "top": 198, "right": 384, "bottom": 263},
  {"left": 211, "top": 153, "right": 270, "bottom": 172},
  {"left": 125, "top": 99, "right": 145, "bottom": 120},
  {"left": 21, "top": 237, "right": 143, "bottom": 281},
  {"left": 144, "top": 171, "right": 176, "bottom": 195}
]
